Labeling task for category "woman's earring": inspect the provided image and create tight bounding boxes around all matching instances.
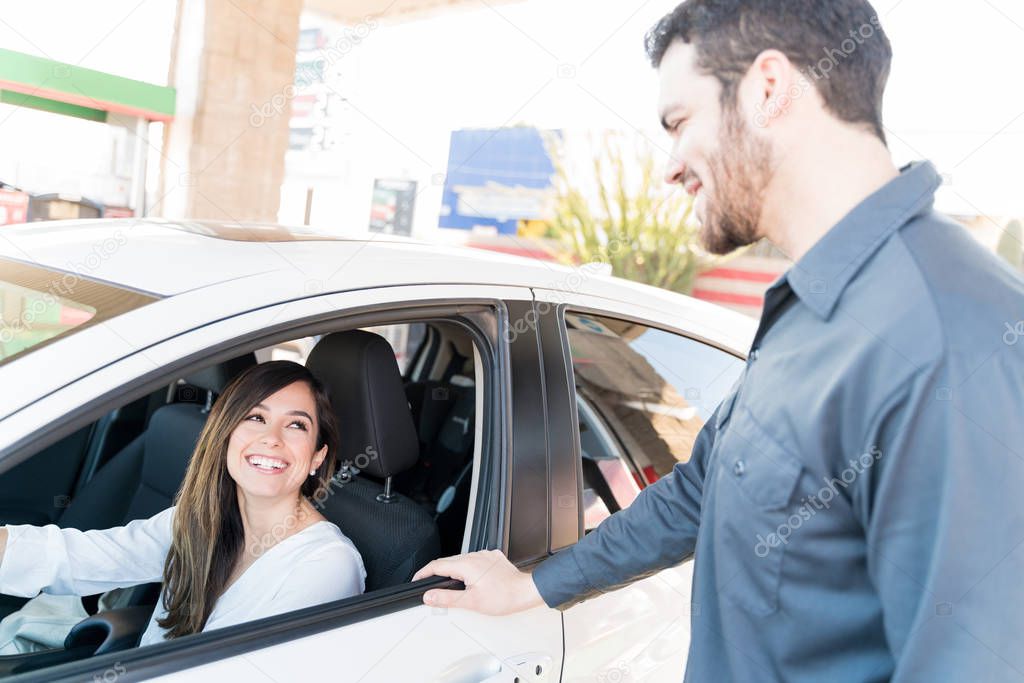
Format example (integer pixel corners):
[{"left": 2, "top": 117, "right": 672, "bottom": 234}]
[{"left": 309, "top": 469, "right": 316, "bottom": 476}]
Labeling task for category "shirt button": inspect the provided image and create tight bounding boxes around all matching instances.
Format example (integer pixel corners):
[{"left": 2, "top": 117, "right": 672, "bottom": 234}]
[
  {"left": 749, "top": 348, "right": 760, "bottom": 361},
  {"left": 733, "top": 460, "right": 746, "bottom": 477}
]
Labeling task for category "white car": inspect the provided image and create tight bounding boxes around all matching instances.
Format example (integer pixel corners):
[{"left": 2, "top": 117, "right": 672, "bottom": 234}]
[{"left": 0, "top": 219, "right": 753, "bottom": 682}]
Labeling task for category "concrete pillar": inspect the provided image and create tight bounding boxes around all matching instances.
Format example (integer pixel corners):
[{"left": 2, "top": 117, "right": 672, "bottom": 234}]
[{"left": 157, "top": 0, "right": 302, "bottom": 222}]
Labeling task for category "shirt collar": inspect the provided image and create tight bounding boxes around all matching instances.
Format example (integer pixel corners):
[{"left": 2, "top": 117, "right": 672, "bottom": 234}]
[{"left": 781, "top": 160, "right": 943, "bottom": 321}]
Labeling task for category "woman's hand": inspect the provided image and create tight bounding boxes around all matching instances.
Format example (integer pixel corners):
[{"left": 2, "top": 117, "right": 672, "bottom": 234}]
[{"left": 412, "top": 549, "right": 546, "bottom": 616}]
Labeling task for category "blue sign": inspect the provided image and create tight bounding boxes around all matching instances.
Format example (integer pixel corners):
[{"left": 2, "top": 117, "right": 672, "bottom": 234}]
[{"left": 439, "top": 127, "right": 556, "bottom": 235}]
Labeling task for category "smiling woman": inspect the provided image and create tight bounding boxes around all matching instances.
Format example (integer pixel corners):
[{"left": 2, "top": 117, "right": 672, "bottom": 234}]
[{"left": 0, "top": 360, "right": 366, "bottom": 650}]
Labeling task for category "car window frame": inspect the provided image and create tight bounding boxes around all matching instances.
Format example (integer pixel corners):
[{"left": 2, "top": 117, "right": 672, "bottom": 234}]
[
  {"left": 532, "top": 291, "right": 748, "bottom": 553},
  {"left": 0, "top": 287, "right": 535, "bottom": 683}
]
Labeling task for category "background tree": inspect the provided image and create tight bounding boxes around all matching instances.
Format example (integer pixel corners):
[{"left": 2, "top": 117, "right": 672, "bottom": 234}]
[
  {"left": 996, "top": 219, "right": 1023, "bottom": 273},
  {"left": 542, "top": 129, "right": 722, "bottom": 295}
]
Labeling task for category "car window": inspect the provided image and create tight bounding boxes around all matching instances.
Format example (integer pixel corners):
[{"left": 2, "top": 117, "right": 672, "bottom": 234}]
[
  {"left": 0, "top": 311, "right": 488, "bottom": 676},
  {"left": 0, "top": 257, "right": 156, "bottom": 366},
  {"left": 564, "top": 311, "right": 744, "bottom": 531}
]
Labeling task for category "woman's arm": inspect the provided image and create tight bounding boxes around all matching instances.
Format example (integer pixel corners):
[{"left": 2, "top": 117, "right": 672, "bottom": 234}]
[{"left": 0, "top": 507, "right": 174, "bottom": 597}]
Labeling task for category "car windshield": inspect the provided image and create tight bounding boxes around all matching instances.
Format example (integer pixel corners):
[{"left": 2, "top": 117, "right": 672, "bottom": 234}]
[{"left": 0, "top": 257, "right": 158, "bottom": 366}]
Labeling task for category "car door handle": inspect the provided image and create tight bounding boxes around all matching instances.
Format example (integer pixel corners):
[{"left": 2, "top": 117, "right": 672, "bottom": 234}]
[{"left": 435, "top": 652, "right": 553, "bottom": 683}]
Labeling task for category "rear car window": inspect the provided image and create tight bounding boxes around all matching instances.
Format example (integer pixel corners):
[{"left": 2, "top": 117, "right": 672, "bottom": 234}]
[
  {"left": 0, "top": 257, "right": 158, "bottom": 366},
  {"left": 563, "top": 311, "right": 744, "bottom": 531}
]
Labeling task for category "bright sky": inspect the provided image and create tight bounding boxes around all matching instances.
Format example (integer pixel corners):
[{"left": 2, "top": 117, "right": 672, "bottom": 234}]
[{"left": 1, "top": 0, "right": 1022, "bottom": 226}]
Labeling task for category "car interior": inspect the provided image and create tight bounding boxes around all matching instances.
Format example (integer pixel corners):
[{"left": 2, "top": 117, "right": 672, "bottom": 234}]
[{"left": 0, "top": 319, "right": 482, "bottom": 675}]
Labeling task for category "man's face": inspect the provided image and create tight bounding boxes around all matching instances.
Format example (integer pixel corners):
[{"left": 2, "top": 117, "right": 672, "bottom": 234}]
[{"left": 658, "top": 40, "right": 776, "bottom": 255}]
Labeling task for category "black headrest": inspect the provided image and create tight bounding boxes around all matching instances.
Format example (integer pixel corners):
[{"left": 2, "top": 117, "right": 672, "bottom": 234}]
[
  {"left": 306, "top": 331, "right": 419, "bottom": 479},
  {"left": 141, "top": 403, "right": 207, "bottom": 501},
  {"left": 184, "top": 353, "right": 258, "bottom": 393}
]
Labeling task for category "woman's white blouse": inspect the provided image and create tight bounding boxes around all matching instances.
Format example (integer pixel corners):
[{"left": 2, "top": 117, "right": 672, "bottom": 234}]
[{"left": 0, "top": 507, "right": 366, "bottom": 646}]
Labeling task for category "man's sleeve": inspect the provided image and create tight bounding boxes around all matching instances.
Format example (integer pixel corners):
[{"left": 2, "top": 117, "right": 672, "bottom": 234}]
[
  {"left": 530, "top": 408, "right": 717, "bottom": 611},
  {"left": 855, "top": 354, "right": 1024, "bottom": 681}
]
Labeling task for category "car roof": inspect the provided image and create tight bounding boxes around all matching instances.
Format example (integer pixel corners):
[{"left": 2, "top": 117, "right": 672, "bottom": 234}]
[
  {"left": 2, "top": 214, "right": 761, "bottom": 321},
  {"left": 2, "top": 216, "right": 737, "bottom": 299},
  {"left": 4, "top": 218, "right": 595, "bottom": 293},
  {"left": 0, "top": 218, "right": 420, "bottom": 296},
  {"left": 0, "top": 218, "right": 755, "bottom": 346}
]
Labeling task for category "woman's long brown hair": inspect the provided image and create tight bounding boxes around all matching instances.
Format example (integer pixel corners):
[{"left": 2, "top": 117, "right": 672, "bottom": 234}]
[{"left": 157, "top": 360, "right": 340, "bottom": 639}]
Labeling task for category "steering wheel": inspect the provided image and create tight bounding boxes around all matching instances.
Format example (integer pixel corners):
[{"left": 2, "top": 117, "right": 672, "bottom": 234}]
[{"left": 0, "top": 605, "right": 152, "bottom": 675}]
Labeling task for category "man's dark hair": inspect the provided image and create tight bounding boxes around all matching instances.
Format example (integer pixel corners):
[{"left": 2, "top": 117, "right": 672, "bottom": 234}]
[{"left": 646, "top": 0, "right": 892, "bottom": 142}]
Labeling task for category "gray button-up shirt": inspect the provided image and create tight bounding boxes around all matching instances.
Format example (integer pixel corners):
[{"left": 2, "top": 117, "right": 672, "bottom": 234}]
[{"left": 532, "top": 161, "right": 1024, "bottom": 682}]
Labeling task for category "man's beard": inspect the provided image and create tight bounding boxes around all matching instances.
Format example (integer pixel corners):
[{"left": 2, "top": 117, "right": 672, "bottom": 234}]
[{"left": 698, "top": 104, "right": 776, "bottom": 256}]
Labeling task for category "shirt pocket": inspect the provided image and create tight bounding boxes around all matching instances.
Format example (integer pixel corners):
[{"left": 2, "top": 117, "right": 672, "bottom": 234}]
[{"left": 711, "top": 405, "right": 802, "bottom": 616}]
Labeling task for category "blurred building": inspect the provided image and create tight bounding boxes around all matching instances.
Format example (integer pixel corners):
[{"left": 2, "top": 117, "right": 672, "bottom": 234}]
[{"left": 159, "top": 0, "right": 524, "bottom": 224}]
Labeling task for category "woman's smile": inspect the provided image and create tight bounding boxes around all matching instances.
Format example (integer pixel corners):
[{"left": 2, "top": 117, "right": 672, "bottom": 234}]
[{"left": 244, "top": 453, "right": 290, "bottom": 474}]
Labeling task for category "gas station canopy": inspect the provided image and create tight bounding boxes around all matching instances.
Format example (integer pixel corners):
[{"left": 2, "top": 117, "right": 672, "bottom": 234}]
[
  {"left": 0, "top": 48, "right": 176, "bottom": 218},
  {"left": 0, "top": 48, "right": 174, "bottom": 124}
]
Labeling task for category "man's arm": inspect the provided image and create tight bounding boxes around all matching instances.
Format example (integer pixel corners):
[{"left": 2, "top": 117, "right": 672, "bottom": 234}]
[
  {"left": 530, "top": 413, "right": 714, "bottom": 610},
  {"left": 413, "top": 406, "right": 719, "bottom": 614}
]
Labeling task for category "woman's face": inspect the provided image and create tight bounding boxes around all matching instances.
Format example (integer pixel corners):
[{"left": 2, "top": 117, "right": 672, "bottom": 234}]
[{"left": 225, "top": 380, "right": 328, "bottom": 503}]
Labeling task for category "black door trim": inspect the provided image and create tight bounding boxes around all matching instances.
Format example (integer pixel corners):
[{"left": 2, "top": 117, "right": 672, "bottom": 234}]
[
  {"left": 503, "top": 298, "right": 550, "bottom": 564},
  {"left": 534, "top": 300, "right": 584, "bottom": 550}
]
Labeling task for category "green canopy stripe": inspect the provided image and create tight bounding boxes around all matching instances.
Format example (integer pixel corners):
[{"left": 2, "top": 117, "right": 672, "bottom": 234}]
[{"left": 0, "top": 48, "right": 174, "bottom": 121}]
